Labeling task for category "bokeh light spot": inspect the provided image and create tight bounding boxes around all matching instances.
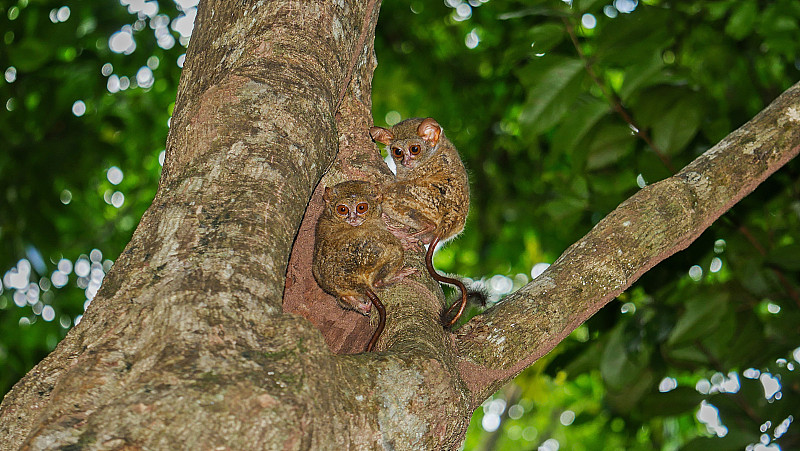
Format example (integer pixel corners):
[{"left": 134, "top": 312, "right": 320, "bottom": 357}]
[
  {"left": 42, "top": 305, "right": 55, "bottom": 321},
  {"left": 614, "top": 0, "right": 638, "bottom": 14},
  {"left": 109, "top": 28, "right": 136, "bottom": 54},
  {"left": 581, "top": 14, "right": 597, "bottom": 29},
  {"left": 57, "top": 258, "right": 73, "bottom": 275},
  {"left": 604, "top": 5, "right": 619, "bottom": 18},
  {"left": 697, "top": 401, "right": 728, "bottom": 437},
  {"left": 4, "top": 66, "right": 17, "bottom": 83},
  {"left": 689, "top": 265, "right": 703, "bottom": 281},
  {"left": 75, "top": 258, "right": 91, "bottom": 278},
  {"left": 384, "top": 110, "right": 401, "bottom": 126},
  {"left": 659, "top": 377, "right": 678, "bottom": 392},
  {"left": 57, "top": 6, "right": 71, "bottom": 22},
  {"left": 60, "top": 189, "right": 72, "bottom": 205},
  {"left": 508, "top": 404, "right": 524, "bottom": 419},
  {"left": 136, "top": 66, "right": 154, "bottom": 89},
  {"left": 465, "top": 29, "right": 479, "bottom": 49},
  {"left": 111, "top": 191, "right": 125, "bottom": 208},
  {"left": 107, "top": 166, "right": 124, "bottom": 185},
  {"left": 72, "top": 100, "right": 86, "bottom": 117},
  {"left": 559, "top": 410, "right": 575, "bottom": 426},
  {"left": 531, "top": 262, "right": 550, "bottom": 279}
]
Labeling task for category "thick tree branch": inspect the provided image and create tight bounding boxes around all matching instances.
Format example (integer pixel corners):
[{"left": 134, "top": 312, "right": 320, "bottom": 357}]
[{"left": 455, "top": 81, "right": 800, "bottom": 405}]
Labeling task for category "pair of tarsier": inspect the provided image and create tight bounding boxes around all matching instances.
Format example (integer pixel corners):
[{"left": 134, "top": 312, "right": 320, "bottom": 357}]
[{"left": 312, "top": 117, "right": 470, "bottom": 352}]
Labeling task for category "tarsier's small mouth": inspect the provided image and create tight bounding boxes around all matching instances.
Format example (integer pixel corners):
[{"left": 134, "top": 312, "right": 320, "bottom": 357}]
[{"left": 346, "top": 218, "right": 364, "bottom": 227}]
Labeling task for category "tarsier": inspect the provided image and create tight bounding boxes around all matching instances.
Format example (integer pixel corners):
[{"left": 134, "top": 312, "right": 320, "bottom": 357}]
[
  {"left": 312, "top": 181, "right": 416, "bottom": 352},
  {"left": 369, "top": 117, "right": 470, "bottom": 326}
]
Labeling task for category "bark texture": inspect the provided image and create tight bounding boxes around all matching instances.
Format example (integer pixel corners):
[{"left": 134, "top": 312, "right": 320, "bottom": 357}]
[{"left": 1, "top": 0, "right": 799, "bottom": 448}]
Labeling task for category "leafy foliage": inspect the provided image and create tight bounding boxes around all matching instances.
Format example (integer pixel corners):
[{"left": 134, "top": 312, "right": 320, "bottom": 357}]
[
  {"left": 2, "top": 0, "right": 799, "bottom": 449},
  {"left": 373, "top": 1, "right": 799, "bottom": 449}
]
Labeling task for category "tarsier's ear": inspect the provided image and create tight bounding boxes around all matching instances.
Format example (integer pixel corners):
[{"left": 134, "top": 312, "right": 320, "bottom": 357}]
[
  {"left": 323, "top": 186, "right": 332, "bottom": 203},
  {"left": 417, "top": 118, "right": 441, "bottom": 146},
  {"left": 369, "top": 126, "right": 394, "bottom": 145}
]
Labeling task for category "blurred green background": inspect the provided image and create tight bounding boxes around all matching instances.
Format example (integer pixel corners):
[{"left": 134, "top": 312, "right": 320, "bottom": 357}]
[{"left": 1, "top": 0, "right": 799, "bottom": 449}]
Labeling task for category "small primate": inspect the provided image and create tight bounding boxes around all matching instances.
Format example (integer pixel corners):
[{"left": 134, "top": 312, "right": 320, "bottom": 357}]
[
  {"left": 312, "top": 180, "right": 416, "bottom": 352},
  {"left": 369, "top": 117, "right": 470, "bottom": 327}
]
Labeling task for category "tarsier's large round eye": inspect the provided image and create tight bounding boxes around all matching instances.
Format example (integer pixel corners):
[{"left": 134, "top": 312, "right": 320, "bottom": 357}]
[
  {"left": 336, "top": 204, "right": 349, "bottom": 216},
  {"left": 409, "top": 145, "right": 421, "bottom": 155},
  {"left": 391, "top": 147, "right": 403, "bottom": 159},
  {"left": 355, "top": 202, "right": 369, "bottom": 214}
]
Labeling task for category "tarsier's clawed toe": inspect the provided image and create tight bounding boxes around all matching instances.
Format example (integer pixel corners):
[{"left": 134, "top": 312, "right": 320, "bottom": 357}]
[
  {"left": 342, "top": 295, "right": 372, "bottom": 315},
  {"left": 357, "top": 300, "right": 372, "bottom": 315},
  {"left": 402, "top": 238, "right": 425, "bottom": 252}
]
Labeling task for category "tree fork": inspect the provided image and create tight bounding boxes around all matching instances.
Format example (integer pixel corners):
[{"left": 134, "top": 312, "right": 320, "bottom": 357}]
[{"left": 1, "top": 0, "right": 799, "bottom": 448}]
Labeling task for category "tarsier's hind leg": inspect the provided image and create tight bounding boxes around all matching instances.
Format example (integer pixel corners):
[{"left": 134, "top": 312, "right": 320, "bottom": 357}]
[
  {"left": 381, "top": 212, "right": 435, "bottom": 251},
  {"left": 373, "top": 265, "right": 418, "bottom": 288}
]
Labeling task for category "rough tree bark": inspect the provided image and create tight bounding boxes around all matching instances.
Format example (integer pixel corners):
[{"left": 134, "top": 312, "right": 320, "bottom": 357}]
[{"left": 1, "top": 1, "right": 799, "bottom": 449}]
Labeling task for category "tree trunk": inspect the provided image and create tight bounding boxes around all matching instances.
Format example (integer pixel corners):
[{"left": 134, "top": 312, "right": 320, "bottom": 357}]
[{"left": 1, "top": 1, "right": 799, "bottom": 449}]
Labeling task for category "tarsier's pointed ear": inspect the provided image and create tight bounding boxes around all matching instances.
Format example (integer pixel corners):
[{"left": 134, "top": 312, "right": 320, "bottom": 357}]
[
  {"left": 369, "top": 126, "right": 394, "bottom": 145},
  {"left": 323, "top": 186, "right": 332, "bottom": 202},
  {"left": 417, "top": 118, "right": 441, "bottom": 146}
]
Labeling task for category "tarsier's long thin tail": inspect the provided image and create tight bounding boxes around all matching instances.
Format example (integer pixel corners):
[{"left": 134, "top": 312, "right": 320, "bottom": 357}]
[
  {"left": 365, "top": 289, "right": 386, "bottom": 352},
  {"left": 426, "top": 235, "right": 467, "bottom": 327}
]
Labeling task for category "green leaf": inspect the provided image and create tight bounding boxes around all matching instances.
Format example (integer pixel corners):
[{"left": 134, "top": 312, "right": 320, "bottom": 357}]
[
  {"left": 594, "top": 7, "right": 673, "bottom": 66},
  {"left": 640, "top": 387, "right": 705, "bottom": 419},
  {"left": 766, "top": 244, "right": 800, "bottom": 271},
  {"left": 605, "top": 369, "right": 655, "bottom": 413},
  {"left": 720, "top": 313, "right": 767, "bottom": 367},
  {"left": 725, "top": 0, "right": 758, "bottom": 40},
  {"left": 528, "top": 23, "right": 566, "bottom": 54},
  {"left": 551, "top": 98, "right": 610, "bottom": 157},
  {"left": 652, "top": 95, "right": 705, "bottom": 155},
  {"left": 7, "top": 39, "right": 51, "bottom": 72},
  {"left": 576, "top": 0, "right": 606, "bottom": 13},
  {"left": 601, "top": 322, "right": 650, "bottom": 391},
  {"left": 681, "top": 430, "right": 759, "bottom": 451},
  {"left": 543, "top": 196, "right": 589, "bottom": 229},
  {"left": 517, "top": 57, "right": 585, "bottom": 133},
  {"left": 619, "top": 52, "right": 668, "bottom": 103},
  {"left": 584, "top": 122, "right": 636, "bottom": 170},
  {"left": 667, "top": 292, "right": 729, "bottom": 347},
  {"left": 664, "top": 344, "right": 709, "bottom": 366},
  {"left": 635, "top": 87, "right": 705, "bottom": 156}
]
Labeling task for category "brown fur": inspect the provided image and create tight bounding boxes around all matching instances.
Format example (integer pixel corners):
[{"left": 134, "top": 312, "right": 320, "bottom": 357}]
[
  {"left": 312, "top": 181, "right": 416, "bottom": 350},
  {"left": 371, "top": 117, "right": 469, "bottom": 248},
  {"left": 370, "top": 118, "right": 470, "bottom": 326}
]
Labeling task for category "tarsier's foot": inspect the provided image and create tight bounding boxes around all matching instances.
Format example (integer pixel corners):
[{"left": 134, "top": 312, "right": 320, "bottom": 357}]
[
  {"left": 375, "top": 266, "right": 419, "bottom": 287},
  {"left": 342, "top": 295, "right": 372, "bottom": 315},
  {"left": 401, "top": 237, "right": 425, "bottom": 252}
]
